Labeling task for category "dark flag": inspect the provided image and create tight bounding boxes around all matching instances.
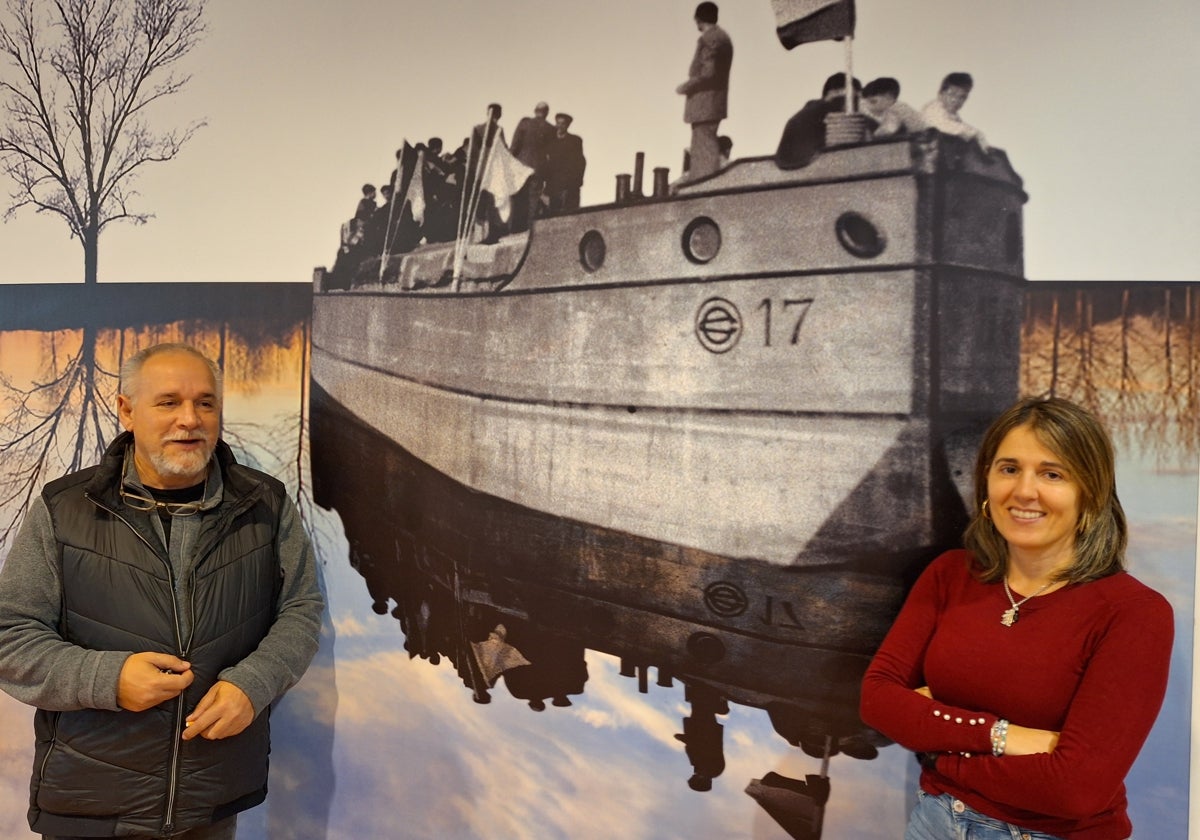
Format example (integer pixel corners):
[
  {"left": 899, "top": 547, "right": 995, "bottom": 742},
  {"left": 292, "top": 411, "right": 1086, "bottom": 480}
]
[{"left": 772, "top": 0, "right": 855, "bottom": 49}]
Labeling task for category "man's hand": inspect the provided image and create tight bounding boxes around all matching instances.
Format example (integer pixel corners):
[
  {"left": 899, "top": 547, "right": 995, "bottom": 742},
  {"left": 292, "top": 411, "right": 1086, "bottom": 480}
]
[
  {"left": 117, "top": 652, "right": 193, "bottom": 712},
  {"left": 182, "top": 680, "right": 254, "bottom": 741}
]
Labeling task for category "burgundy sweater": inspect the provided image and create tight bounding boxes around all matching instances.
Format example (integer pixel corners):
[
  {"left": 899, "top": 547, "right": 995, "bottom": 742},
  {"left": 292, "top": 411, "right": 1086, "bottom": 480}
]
[{"left": 860, "top": 549, "right": 1173, "bottom": 839}]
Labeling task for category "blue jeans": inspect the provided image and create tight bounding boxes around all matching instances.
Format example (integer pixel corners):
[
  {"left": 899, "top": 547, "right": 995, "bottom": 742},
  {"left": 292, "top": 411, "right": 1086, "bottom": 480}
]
[{"left": 906, "top": 790, "right": 1064, "bottom": 840}]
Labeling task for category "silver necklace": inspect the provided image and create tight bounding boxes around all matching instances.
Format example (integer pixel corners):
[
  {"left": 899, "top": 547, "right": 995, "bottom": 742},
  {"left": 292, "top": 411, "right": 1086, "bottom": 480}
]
[{"left": 1001, "top": 578, "right": 1052, "bottom": 627}]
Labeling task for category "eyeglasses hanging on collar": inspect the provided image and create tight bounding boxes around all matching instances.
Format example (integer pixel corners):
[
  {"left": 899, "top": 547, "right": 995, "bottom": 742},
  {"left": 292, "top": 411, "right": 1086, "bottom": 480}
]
[{"left": 119, "top": 486, "right": 203, "bottom": 517}]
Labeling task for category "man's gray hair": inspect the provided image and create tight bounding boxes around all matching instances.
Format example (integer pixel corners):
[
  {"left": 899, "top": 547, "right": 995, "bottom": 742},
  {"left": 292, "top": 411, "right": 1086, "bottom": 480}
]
[{"left": 119, "top": 343, "right": 224, "bottom": 403}]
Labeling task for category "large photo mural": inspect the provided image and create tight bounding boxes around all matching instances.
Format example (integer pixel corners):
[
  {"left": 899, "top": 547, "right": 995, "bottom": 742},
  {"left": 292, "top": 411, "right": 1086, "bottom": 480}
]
[{"left": 1, "top": 2, "right": 1197, "bottom": 839}]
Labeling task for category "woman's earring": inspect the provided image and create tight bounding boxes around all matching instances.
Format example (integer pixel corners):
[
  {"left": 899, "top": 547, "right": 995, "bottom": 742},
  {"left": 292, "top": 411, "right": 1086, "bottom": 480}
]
[{"left": 981, "top": 499, "right": 991, "bottom": 520}]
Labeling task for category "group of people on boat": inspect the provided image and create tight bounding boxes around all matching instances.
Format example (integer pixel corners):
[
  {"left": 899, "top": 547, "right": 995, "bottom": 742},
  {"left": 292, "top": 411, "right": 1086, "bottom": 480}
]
[
  {"left": 776, "top": 69, "right": 989, "bottom": 170},
  {"left": 326, "top": 101, "right": 587, "bottom": 289},
  {"left": 325, "top": 0, "right": 993, "bottom": 290},
  {"left": 674, "top": 2, "right": 987, "bottom": 181},
  {"left": 508, "top": 102, "right": 588, "bottom": 229},
  {"left": 328, "top": 141, "right": 458, "bottom": 287}
]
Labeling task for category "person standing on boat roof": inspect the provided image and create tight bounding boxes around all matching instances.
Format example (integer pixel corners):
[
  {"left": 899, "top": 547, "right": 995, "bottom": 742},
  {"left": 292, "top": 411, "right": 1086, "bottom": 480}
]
[
  {"left": 675, "top": 2, "right": 733, "bottom": 182},
  {"left": 0, "top": 343, "right": 324, "bottom": 839},
  {"left": 433, "top": 139, "right": 469, "bottom": 242},
  {"left": 775, "top": 72, "right": 861, "bottom": 170},
  {"left": 921, "top": 72, "right": 990, "bottom": 153},
  {"left": 354, "top": 183, "right": 376, "bottom": 222},
  {"left": 466, "top": 104, "right": 503, "bottom": 191},
  {"left": 361, "top": 182, "right": 393, "bottom": 265},
  {"left": 466, "top": 103, "right": 507, "bottom": 243},
  {"left": 421, "top": 136, "right": 458, "bottom": 243},
  {"left": 509, "top": 101, "right": 555, "bottom": 232},
  {"left": 860, "top": 396, "right": 1172, "bottom": 840},
  {"left": 329, "top": 216, "right": 366, "bottom": 289},
  {"left": 544, "top": 112, "right": 586, "bottom": 213}
]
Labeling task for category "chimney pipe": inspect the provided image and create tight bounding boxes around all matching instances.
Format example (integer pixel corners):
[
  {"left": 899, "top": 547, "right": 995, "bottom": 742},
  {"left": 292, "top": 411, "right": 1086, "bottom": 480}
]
[
  {"left": 653, "top": 167, "right": 670, "bottom": 198},
  {"left": 615, "top": 173, "right": 631, "bottom": 204}
]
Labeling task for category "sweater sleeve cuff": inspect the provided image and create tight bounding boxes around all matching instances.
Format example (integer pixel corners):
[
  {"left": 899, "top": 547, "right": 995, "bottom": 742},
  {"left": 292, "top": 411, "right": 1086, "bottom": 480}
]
[
  {"left": 91, "top": 651, "right": 132, "bottom": 711},
  {"left": 217, "top": 666, "right": 272, "bottom": 719}
]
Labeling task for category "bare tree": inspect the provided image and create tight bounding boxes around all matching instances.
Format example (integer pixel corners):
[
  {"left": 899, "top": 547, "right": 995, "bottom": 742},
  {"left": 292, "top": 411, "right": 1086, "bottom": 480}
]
[{"left": 0, "top": 0, "right": 205, "bottom": 284}]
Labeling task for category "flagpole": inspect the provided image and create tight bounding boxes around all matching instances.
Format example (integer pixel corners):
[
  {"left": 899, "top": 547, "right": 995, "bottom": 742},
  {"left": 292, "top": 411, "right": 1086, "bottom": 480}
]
[
  {"left": 469, "top": 126, "right": 501, "bottom": 245},
  {"left": 464, "top": 144, "right": 486, "bottom": 249},
  {"left": 452, "top": 130, "right": 475, "bottom": 288},
  {"left": 454, "top": 108, "right": 497, "bottom": 290},
  {"left": 844, "top": 36, "right": 854, "bottom": 114},
  {"left": 465, "top": 115, "right": 498, "bottom": 244},
  {"left": 378, "top": 146, "right": 408, "bottom": 284}
]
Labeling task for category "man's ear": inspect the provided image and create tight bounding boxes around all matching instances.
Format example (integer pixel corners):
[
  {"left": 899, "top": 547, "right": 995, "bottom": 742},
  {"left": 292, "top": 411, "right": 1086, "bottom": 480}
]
[{"left": 117, "top": 394, "right": 134, "bottom": 431}]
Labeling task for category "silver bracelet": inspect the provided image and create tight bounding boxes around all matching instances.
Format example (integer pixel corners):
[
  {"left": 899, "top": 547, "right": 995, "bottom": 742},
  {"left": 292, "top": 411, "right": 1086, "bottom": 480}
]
[{"left": 990, "top": 718, "right": 1009, "bottom": 757}]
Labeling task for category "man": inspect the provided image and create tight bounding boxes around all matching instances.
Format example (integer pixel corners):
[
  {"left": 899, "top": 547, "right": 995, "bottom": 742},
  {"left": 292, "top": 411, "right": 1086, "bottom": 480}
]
[
  {"left": 544, "top": 112, "right": 586, "bottom": 213},
  {"left": 361, "top": 182, "right": 393, "bottom": 260},
  {"left": 675, "top": 2, "right": 733, "bottom": 182},
  {"left": 861, "top": 76, "right": 928, "bottom": 138},
  {"left": 329, "top": 215, "right": 366, "bottom": 289},
  {"left": 466, "top": 103, "right": 507, "bottom": 243},
  {"left": 921, "top": 71, "right": 989, "bottom": 152},
  {"left": 775, "top": 72, "right": 861, "bottom": 170},
  {"left": 0, "top": 343, "right": 324, "bottom": 839},
  {"left": 509, "top": 101, "right": 555, "bottom": 231},
  {"left": 718, "top": 135, "right": 733, "bottom": 167},
  {"left": 353, "top": 183, "right": 376, "bottom": 222},
  {"left": 421, "top": 136, "right": 458, "bottom": 243}
]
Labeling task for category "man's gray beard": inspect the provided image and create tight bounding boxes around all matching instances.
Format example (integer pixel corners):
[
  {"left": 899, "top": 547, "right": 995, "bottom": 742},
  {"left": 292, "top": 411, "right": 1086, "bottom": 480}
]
[{"left": 151, "top": 444, "right": 214, "bottom": 482}]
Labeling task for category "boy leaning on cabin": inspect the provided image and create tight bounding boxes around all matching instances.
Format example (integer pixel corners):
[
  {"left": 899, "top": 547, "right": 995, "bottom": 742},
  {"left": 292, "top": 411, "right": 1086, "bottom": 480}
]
[{"left": 861, "top": 77, "right": 927, "bottom": 138}]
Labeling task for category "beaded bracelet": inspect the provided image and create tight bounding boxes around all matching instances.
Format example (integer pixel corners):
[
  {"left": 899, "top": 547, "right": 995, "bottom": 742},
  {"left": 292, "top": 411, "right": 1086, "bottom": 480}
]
[{"left": 990, "top": 718, "right": 1009, "bottom": 757}]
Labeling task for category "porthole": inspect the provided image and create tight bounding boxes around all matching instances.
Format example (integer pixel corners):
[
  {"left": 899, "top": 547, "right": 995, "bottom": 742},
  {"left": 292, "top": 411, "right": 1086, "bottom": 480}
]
[
  {"left": 686, "top": 631, "right": 726, "bottom": 665},
  {"left": 683, "top": 216, "right": 722, "bottom": 264},
  {"left": 579, "top": 230, "right": 606, "bottom": 272},
  {"left": 835, "top": 212, "right": 886, "bottom": 259}
]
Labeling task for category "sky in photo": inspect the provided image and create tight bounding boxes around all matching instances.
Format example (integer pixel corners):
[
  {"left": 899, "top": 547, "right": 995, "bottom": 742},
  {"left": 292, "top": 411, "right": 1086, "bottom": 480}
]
[{"left": 0, "top": 0, "right": 1197, "bottom": 284}]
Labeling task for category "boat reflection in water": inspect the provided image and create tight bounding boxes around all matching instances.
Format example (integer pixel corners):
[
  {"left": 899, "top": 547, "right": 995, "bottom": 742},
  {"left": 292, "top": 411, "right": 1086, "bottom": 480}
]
[{"left": 313, "top": 387, "right": 899, "bottom": 838}]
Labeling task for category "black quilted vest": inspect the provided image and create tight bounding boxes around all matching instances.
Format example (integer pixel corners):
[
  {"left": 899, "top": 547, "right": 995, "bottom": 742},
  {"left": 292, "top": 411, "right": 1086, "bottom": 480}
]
[{"left": 30, "top": 434, "right": 283, "bottom": 838}]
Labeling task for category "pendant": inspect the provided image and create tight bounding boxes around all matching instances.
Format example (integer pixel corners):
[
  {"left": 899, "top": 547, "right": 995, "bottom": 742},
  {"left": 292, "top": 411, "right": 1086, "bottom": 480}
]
[{"left": 1001, "top": 608, "right": 1018, "bottom": 627}]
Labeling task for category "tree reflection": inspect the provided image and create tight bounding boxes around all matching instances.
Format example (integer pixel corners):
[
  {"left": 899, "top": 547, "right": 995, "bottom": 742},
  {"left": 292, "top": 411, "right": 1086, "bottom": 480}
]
[
  {"left": 0, "top": 319, "right": 309, "bottom": 555},
  {"left": 1022, "top": 284, "right": 1199, "bottom": 465},
  {"left": 0, "top": 326, "right": 118, "bottom": 549}
]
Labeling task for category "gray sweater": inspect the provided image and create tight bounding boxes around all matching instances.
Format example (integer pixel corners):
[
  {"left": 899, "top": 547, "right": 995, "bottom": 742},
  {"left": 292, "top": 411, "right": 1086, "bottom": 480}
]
[{"left": 0, "top": 444, "right": 324, "bottom": 719}]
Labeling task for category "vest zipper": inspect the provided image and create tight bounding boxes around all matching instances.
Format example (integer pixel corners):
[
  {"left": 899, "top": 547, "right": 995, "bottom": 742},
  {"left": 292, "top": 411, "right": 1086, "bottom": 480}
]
[
  {"left": 161, "top": 692, "right": 185, "bottom": 837},
  {"left": 90, "top": 494, "right": 187, "bottom": 837},
  {"left": 35, "top": 712, "right": 60, "bottom": 785}
]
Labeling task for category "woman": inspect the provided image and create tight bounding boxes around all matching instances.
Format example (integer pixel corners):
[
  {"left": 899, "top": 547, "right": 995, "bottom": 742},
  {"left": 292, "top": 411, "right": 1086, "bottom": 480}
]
[{"left": 860, "top": 397, "right": 1173, "bottom": 839}]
